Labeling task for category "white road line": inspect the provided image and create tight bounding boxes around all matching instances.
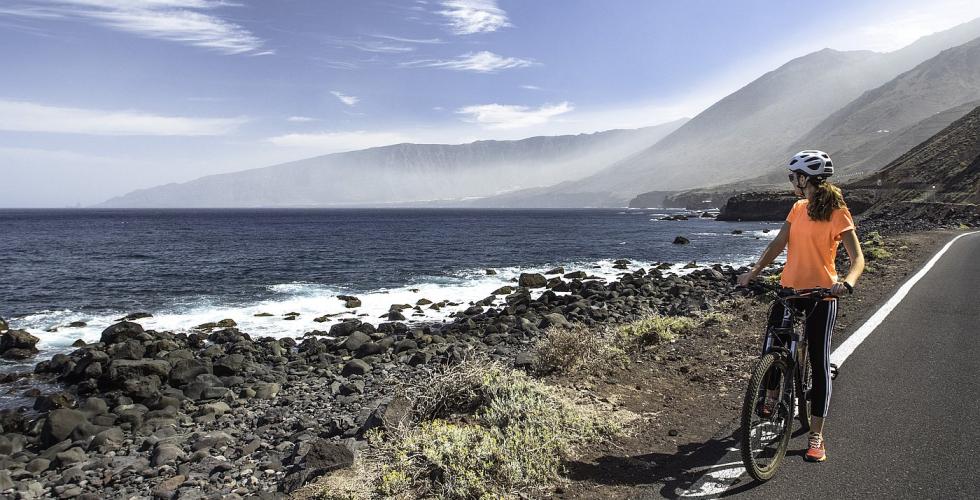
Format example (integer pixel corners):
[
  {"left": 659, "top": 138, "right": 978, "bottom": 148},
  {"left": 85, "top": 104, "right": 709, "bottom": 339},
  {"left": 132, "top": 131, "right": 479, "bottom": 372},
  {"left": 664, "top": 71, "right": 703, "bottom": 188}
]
[{"left": 830, "top": 231, "right": 979, "bottom": 367}]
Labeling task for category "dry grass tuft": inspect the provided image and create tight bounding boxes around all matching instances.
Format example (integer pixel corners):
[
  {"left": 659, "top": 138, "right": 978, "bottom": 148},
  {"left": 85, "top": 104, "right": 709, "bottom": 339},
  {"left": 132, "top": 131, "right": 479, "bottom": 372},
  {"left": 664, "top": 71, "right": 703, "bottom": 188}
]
[{"left": 534, "top": 324, "right": 627, "bottom": 376}]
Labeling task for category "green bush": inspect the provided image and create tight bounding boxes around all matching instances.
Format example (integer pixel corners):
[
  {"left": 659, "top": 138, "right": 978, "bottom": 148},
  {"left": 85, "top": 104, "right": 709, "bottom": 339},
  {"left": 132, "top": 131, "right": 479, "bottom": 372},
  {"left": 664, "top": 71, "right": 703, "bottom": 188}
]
[
  {"left": 534, "top": 324, "right": 627, "bottom": 375},
  {"left": 617, "top": 315, "right": 697, "bottom": 346},
  {"left": 865, "top": 246, "right": 892, "bottom": 261},
  {"left": 375, "top": 363, "right": 619, "bottom": 499},
  {"left": 862, "top": 230, "right": 885, "bottom": 247}
]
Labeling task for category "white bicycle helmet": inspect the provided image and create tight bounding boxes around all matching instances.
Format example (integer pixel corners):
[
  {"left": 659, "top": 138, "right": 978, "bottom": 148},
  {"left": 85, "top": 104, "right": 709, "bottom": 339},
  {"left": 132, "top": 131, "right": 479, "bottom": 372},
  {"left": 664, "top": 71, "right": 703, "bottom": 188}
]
[{"left": 787, "top": 150, "right": 834, "bottom": 178}]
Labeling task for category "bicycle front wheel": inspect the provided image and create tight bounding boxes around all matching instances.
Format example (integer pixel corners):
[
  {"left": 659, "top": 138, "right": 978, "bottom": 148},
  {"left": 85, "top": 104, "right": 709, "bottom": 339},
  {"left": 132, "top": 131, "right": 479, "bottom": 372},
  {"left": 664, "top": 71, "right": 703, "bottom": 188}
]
[{"left": 740, "top": 352, "right": 794, "bottom": 482}]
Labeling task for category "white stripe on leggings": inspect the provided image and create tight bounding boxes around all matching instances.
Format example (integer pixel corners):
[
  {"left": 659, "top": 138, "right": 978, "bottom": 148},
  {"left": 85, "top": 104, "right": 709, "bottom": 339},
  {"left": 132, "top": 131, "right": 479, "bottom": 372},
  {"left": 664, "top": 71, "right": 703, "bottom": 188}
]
[{"left": 823, "top": 299, "right": 836, "bottom": 417}]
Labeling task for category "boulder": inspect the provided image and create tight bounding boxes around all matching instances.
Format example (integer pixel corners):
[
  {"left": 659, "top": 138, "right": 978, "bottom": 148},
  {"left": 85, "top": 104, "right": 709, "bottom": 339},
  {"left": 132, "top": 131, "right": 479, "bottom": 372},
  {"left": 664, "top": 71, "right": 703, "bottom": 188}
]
[
  {"left": 673, "top": 236, "right": 690, "bottom": 245},
  {"left": 122, "top": 375, "right": 161, "bottom": 400},
  {"left": 216, "top": 318, "right": 237, "bottom": 328},
  {"left": 55, "top": 447, "right": 88, "bottom": 467},
  {"left": 563, "top": 271, "right": 587, "bottom": 279},
  {"left": 151, "top": 474, "right": 186, "bottom": 499},
  {"left": 342, "top": 359, "right": 371, "bottom": 376},
  {"left": 253, "top": 382, "right": 281, "bottom": 400},
  {"left": 340, "top": 331, "right": 371, "bottom": 352},
  {"left": 304, "top": 439, "right": 354, "bottom": 473},
  {"left": 544, "top": 267, "right": 565, "bottom": 275},
  {"left": 169, "top": 359, "right": 211, "bottom": 386},
  {"left": 213, "top": 353, "right": 246, "bottom": 376},
  {"left": 99, "top": 321, "right": 146, "bottom": 344},
  {"left": 344, "top": 298, "right": 362, "bottom": 308},
  {"left": 41, "top": 409, "right": 88, "bottom": 446},
  {"left": 108, "top": 359, "right": 171, "bottom": 380},
  {"left": 329, "top": 320, "right": 361, "bottom": 337},
  {"left": 192, "top": 431, "right": 234, "bottom": 451},
  {"left": 33, "top": 392, "right": 76, "bottom": 412},
  {"left": 518, "top": 273, "right": 547, "bottom": 288},
  {"left": 151, "top": 443, "right": 185, "bottom": 466},
  {"left": 0, "top": 316, "right": 7, "bottom": 332},
  {"left": 539, "top": 313, "right": 572, "bottom": 329},
  {"left": 0, "top": 329, "right": 39, "bottom": 359},
  {"left": 491, "top": 286, "right": 514, "bottom": 295},
  {"left": 485, "top": 269, "right": 497, "bottom": 275},
  {"left": 107, "top": 339, "right": 145, "bottom": 360},
  {"left": 119, "top": 312, "right": 152, "bottom": 321}
]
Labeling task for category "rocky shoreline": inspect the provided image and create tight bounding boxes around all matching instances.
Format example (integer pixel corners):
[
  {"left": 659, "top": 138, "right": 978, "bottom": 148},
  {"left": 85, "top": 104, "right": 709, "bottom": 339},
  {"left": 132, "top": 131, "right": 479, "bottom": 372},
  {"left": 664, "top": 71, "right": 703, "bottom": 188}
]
[
  {"left": 0, "top": 261, "right": 747, "bottom": 499},
  {"left": 1, "top": 209, "right": 971, "bottom": 499}
]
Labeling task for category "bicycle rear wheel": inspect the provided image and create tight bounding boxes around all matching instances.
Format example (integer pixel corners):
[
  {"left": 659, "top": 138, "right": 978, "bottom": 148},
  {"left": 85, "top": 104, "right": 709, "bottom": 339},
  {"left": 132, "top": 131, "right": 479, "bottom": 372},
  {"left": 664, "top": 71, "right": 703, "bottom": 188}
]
[{"left": 740, "top": 352, "right": 794, "bottom": 482}]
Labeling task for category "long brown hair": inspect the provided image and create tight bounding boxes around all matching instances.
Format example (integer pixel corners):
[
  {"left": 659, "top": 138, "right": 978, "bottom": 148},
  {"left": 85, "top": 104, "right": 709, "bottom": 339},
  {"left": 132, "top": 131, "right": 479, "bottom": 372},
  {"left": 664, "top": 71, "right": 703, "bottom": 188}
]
[{"left": 807, "top": 179, "right": 846, "bottom": 221}]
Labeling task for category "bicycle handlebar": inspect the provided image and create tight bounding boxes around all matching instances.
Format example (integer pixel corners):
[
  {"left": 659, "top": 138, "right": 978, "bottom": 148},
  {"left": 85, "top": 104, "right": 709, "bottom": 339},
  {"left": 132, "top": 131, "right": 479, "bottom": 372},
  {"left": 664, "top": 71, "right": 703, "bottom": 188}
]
[{"left": 734, "top": 282, "right": 842, "bottom": 300}]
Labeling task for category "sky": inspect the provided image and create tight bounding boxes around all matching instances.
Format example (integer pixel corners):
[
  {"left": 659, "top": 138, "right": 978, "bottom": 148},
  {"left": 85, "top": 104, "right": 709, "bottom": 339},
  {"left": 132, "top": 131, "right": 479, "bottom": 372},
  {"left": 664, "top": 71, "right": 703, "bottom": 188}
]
[{"left": 2, "top": 0, "right": 980, "bottom": 207}]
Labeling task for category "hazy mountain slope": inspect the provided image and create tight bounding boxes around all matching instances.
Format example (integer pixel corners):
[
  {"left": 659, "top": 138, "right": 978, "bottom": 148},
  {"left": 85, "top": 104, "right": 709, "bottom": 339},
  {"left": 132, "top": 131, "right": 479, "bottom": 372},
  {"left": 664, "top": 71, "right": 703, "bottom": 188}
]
[
  {"left": 490, "top": 18, "right": 980, "bottom": 206},
  {"left": 98, "top": 120, "right": 686, "bottom": 208},
  {"left": 631, "top": 99, "right": 980, "bottom": 209},
  {"left": 849, "top": 104, "right": 980, "bottom": 205},
  {"left": 790, "top": 37, "right": 980, "bottom": 172}
]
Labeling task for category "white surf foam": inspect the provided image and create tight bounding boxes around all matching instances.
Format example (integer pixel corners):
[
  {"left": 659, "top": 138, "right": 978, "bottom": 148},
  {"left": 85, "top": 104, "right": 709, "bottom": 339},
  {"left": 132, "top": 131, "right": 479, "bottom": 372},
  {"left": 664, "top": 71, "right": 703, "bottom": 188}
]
[{"left": 8, "top": 256, "right": 761, "bottom": 355}]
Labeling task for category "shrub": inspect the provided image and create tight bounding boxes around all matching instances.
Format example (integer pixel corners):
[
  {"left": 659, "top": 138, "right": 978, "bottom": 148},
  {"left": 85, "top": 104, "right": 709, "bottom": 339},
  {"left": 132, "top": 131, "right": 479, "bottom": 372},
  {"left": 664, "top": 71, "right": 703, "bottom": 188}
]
[
  {"left": 617, "top": 315, "right": 697, "bottom": 346},
  {"left": 862, "top": 230, "right": 885, "bottom": 247},
  {"left": 534, "top": 324, "right": 626, "bottom": 376},
  {"left": 374, "top": 362, "right": 619, "bottom": 499},
  {"left": 865, "top": 246, "right": 892, "bottom": 261},
  {"left": 695, "top": 311, "right": 735, "bottom": 326}
]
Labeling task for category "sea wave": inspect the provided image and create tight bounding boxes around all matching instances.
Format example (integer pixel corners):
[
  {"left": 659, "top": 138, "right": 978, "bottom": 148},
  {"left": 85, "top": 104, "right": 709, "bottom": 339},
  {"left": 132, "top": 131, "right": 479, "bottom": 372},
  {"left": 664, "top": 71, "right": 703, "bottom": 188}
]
[{"left": 6, "top": 257, "right": 759, "bottom": 364}]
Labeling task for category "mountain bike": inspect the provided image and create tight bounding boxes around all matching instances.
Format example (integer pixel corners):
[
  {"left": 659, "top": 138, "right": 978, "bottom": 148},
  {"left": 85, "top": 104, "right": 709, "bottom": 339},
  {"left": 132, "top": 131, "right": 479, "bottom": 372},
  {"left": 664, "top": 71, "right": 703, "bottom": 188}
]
[{"left": 739, "top": 286, "right": 838, "bottom": 481}]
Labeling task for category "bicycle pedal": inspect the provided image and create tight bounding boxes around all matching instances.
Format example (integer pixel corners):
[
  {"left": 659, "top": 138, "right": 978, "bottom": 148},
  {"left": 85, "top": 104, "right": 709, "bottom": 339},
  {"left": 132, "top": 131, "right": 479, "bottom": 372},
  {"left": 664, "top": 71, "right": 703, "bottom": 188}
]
[{"left": 830, "top": 363, "right": 840, "bottom": 380}]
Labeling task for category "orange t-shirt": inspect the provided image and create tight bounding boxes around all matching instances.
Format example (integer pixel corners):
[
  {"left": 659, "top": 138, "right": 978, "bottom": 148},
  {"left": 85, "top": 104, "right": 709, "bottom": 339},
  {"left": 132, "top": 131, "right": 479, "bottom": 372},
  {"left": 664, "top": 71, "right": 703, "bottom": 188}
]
[{"left": 780, "top": 200, "right": 855, "bottom": 289}]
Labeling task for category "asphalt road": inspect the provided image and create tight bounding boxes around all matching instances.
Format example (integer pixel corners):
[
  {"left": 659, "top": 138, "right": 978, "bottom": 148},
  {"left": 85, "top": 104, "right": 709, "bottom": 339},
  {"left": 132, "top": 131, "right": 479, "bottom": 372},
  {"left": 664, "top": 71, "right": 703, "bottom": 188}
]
[{"left": 650, "top": 231, "right": 980, "bottom": 499}]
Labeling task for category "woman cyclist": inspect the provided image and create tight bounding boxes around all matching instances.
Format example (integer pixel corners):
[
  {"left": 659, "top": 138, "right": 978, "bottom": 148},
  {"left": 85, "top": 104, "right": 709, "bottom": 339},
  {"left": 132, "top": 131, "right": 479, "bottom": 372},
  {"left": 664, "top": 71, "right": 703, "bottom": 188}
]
[{"left": 737, "top": 150, "right": 865, "bottom": 463}]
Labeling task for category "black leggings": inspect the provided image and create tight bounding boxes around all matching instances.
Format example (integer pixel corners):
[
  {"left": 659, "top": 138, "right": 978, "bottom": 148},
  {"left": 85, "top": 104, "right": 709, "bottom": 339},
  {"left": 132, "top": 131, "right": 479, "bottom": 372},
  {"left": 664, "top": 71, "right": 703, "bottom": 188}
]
[{"left": 765, "top": 298, "right": 837, "bottom": 419}]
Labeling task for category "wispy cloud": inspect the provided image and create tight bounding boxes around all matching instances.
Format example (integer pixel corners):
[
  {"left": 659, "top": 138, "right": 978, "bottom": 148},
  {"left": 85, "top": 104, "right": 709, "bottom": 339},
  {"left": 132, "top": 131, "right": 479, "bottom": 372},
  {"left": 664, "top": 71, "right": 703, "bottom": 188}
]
[
  {"left": 0, "top": 100, "right": 247, "bottom": 136},
  {"left": 267, "top": 131, "right": 410, "bottom": 153},
  {"left": 0, "top": 0, "right": 266, "bottom": 55},
  {"left": 330, "top": 37, "right": 415, "bottom": 53},
  {"left": 372, "top": 34, "right": 444, "bottom": 44},
  {"left": 330, "top": 91, "right": 360, "bottom": 107},
  {"left": 401, "top": 51, "right": 534, "bottom": 73},
  {"left": 456, "top": 102, "right": 574, "bottom": 129},
  {"left": 437, "top": 0, "right": 510, "bottom": 35},
  {"left": 520, "top": 84, "right": 542, "bottom": 90},
  {"left": 287, "top": 116, "right": 317, "bottom": 122}
]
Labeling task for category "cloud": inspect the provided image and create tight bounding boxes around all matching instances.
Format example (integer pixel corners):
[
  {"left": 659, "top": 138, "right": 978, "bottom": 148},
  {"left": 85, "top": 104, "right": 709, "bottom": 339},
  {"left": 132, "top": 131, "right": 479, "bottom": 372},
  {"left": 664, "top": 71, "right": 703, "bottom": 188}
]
[
  {"left": 0, "top": 100, "right": 247, "bottom": 136},
  {"left": 437, "top": 0, "right": 510, "bottom": 35},
  {"left": 372, "top": 34, "right": 443, "bottom": 44},
  {"left": 287, "top": 116, "right": 317, "bottom": 122},
  {"left": 331, "top": 37, "right": 415, "bottom": 53},
  {"left": 0, "top": 0, "right": 266, "bottom": 55},
  {"left": 456, "top": 102, "right": 574, "bottom": 129},
  {"left": 401, "top": 51, "right": 534, "bottom": 73},
  {"left": 520, "top": 84, "right": 541, "bottom": 90},
  {"left": 330, "top": 91, "right": 360, "bottom": 107},
  {"left": 266, "top": 131, "right": 410, "bottom": 153}
]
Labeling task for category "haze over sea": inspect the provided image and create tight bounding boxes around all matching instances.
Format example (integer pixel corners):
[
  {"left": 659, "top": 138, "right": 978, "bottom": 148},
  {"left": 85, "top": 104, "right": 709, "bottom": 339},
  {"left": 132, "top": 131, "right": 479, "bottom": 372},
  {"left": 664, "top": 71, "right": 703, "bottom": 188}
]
[{"left": 0, "top": 209, "right": 777, "bottom": 368}]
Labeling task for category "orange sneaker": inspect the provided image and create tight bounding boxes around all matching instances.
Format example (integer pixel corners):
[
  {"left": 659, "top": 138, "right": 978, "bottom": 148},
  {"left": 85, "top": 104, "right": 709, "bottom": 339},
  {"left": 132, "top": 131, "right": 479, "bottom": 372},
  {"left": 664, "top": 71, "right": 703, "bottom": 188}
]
[{"left": 805, "top": 432, "right": 826, "bottom": 462}]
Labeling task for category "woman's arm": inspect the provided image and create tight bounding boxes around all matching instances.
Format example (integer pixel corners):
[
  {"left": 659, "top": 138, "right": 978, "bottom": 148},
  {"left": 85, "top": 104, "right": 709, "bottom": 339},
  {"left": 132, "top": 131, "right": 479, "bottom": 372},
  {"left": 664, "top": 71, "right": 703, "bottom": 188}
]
[
  {"left": 831, "top": 228, "right": 864, "bottom": 296},
  {"left": 737, "top": 222, "right": 790, "bottom": 286}
]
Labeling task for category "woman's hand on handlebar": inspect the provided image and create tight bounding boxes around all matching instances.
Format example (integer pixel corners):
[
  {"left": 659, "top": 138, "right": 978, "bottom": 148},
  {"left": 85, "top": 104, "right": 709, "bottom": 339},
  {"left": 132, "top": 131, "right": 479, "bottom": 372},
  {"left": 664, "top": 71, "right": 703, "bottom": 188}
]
[
  {"left": 830, "top": 280, "right": 853, "bottom": 297},
  {"left": 736, "top": 271, "right": 754, "bottom": 288}
]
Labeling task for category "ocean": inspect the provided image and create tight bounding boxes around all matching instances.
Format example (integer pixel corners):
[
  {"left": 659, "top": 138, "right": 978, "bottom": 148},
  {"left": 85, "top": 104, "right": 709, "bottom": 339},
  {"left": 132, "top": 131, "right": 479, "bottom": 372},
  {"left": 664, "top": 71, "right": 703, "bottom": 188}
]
[{"left": 0, "top": 208, "right": 778, "bottom": 369}]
